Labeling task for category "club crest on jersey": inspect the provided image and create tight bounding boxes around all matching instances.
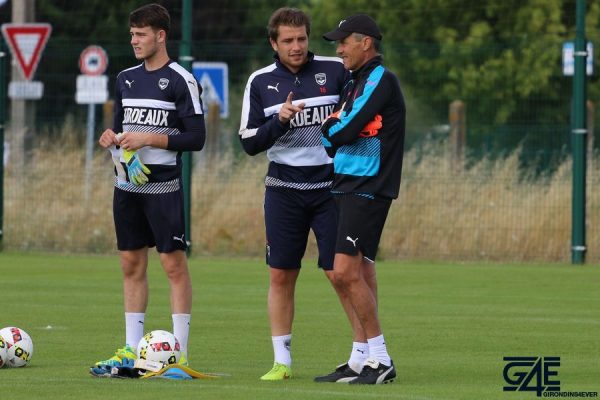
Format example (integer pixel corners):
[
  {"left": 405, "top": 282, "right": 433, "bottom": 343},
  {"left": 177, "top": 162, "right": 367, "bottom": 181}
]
[
  {"left": 315, "top": 73, "right": 327, "bottom": 86},
  {"left": 158, "top": 78, "right": 169, "bottom": 90}
]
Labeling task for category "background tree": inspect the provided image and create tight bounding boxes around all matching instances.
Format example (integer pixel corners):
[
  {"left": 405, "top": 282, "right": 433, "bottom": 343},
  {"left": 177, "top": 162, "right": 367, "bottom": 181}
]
[{"left": 309, "top": 0, "right": 599, "bottom": 155}]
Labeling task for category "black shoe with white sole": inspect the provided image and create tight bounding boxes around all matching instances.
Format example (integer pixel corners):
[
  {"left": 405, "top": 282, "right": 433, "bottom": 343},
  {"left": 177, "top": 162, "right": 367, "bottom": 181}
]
[
  {"left": 348, "top": 358, "right": 396, "bottom": 384},
  {"left": 314, "top": 363, "right": 360, "bottom": 383}
]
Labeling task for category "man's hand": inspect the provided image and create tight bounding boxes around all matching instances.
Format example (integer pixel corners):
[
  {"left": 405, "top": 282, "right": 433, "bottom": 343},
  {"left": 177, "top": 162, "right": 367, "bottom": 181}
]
[
  {"left": 359, "top": 114, "right": 382, "bottom": 137},
  {"left": 117, "top": 132, "right": 151, "bottom": 151},
  {"left": 98, "top": 129, "right": 120, "bottom": 148},
  {"left": 122, "top": 149, "right": 151, "bottom": 186},
  {"left": 321, "top": 110, "right": 341, "bottom": 137},
  {"left": 278, "top": 92, "right": 305, "bottom": 124}
]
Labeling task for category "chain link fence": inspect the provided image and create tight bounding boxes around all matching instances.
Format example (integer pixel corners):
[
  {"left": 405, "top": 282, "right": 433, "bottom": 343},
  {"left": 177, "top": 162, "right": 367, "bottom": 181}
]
[{"left": 2, "top": 38, "right": 599, "bottom": 262}]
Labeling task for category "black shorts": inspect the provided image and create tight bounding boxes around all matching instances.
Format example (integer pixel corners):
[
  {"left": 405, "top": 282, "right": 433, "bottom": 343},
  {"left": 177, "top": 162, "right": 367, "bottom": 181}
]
[
  {"left": 264, "top": 188, "right": 337, "bottom": 270},
  {"left": 113, "top": 187, "right": 187, "bottom": 253},
  {"left": 334, "top": 194, "right": 391, "bottom": 262}
]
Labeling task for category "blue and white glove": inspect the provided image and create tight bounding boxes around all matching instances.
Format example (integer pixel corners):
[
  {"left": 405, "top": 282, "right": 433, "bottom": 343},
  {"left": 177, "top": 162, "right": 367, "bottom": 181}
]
[{"left": 122, "top": 149, "right": 151, "bottom": 186}]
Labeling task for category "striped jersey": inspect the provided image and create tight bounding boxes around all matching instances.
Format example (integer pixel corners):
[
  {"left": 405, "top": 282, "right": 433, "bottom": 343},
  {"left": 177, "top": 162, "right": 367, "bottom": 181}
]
[
  {"left": 239, "top": 52, "right": 348, "bottom": 190},
  {"left": 112, "top": 60, "right": 203, "bottom": 193}
]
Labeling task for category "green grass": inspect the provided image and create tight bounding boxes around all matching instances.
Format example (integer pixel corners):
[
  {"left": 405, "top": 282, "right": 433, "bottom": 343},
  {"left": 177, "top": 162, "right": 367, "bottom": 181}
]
[{"left": 0, "top": 252, "right": 599, "bottom": 399}]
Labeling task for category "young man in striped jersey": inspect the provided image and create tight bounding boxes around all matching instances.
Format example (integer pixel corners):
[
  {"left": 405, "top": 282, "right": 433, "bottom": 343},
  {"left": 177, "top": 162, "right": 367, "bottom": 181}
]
[
  {"left": 239, "top": 7, "right": 367, "bottom": 381},
  {"left": 92, "top": 3, "right": 205, "bottom": 376}
]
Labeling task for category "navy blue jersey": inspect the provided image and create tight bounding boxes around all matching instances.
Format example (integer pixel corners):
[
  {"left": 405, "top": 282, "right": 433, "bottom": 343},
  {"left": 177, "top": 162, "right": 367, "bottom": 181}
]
[
  {"left": 321, "top": 56, "right": 406, "bottom": 200},
  {"left": 113, "top": 60, "right": 204, "bottom": 193},
  {"left": 239, "top": 52, "right": 348, "bottom": 190}
]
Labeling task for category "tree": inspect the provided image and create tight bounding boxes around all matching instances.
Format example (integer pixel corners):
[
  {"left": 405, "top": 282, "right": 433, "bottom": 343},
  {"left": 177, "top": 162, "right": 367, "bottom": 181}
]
[{"left": 309, "top": 0, "right": 600, "bottom": 152}]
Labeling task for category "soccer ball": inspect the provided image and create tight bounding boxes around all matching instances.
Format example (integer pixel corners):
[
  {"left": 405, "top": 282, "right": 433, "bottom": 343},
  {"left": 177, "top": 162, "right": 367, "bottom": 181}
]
[
  {"left": 136, "top": 330, "right": 180, "bottom": 366},
  {"left": 0, "top": 327, "right": 34, "bottom": 367},
  {"left": 0, "top": 336, "right": 8, "bottom": 368}
]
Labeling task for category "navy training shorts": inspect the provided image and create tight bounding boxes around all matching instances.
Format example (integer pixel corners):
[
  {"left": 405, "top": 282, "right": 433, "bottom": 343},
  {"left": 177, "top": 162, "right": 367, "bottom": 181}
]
[
  {"left": 113, "top": 187, "right": 187, "bottom": 253},
  {"left": 264, "top": 187, "right": 337, "bottom": 270}
]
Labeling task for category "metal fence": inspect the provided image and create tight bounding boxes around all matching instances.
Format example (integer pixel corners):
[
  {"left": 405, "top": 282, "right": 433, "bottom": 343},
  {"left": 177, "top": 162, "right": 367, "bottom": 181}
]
[{"left": 1, "top": 38, "right": 599, "bottom": 263}]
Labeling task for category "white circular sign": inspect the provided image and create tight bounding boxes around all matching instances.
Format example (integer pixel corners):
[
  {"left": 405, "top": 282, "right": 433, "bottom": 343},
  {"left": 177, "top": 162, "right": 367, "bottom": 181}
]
[{"left": 79, "top": 45, "right": 108, "bottom": 76}]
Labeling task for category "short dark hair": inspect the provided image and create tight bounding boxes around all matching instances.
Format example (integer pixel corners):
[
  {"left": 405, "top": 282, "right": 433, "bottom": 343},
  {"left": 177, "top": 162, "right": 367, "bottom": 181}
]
[
  {"left": 267, "top": 7, "right": 310, "bottom": 41},
  {"left": 130, "top": 3, "right": 170, "bottom": 36}
]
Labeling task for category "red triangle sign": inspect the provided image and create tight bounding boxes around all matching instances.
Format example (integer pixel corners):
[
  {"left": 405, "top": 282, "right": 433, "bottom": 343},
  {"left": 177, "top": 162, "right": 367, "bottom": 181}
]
[{"left": 1, "top": 23, "right": 52, "bottom": 81}]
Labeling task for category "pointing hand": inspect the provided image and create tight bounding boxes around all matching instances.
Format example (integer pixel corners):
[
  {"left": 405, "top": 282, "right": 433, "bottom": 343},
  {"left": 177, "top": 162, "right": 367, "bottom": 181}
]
[{"left": 278, "top": 91, "right": 305, "bottom": 124}]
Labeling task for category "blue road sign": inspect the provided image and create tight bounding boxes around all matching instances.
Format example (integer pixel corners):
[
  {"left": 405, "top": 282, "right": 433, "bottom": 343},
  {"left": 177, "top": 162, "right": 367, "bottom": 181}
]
[
  {"left": 192, "top": 61, "right": 229, "bottom": 118},
  {"left": 562, "top": 41, "right": 593, "bottom": 76}
]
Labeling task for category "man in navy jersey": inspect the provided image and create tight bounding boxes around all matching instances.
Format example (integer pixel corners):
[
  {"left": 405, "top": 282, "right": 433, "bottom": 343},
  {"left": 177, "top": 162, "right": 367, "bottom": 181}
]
[
  {"left": 92, "top": 3, "right": 205, "bottom": 376},
  {"left": 239, "top": 7, "right": 367, "bottom": 381}
]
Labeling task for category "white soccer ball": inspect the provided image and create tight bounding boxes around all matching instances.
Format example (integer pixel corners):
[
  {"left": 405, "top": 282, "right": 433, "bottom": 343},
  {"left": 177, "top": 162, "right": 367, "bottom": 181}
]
[
  {"left": 136, "top": 330, "right": 180, "bottom": 366},
  {"left": 0, "top": 327, "right": 34, "bottom": 367},
  {"left": 0, "top": 335, "right": 8, "bottom": 368}
]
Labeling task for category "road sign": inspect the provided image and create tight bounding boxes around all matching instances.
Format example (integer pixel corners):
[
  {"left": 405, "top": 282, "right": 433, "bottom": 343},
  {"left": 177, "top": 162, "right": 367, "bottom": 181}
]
[
  {"left": 192, "top": 62, "right": 229, "bottom": 118},
  {"left": 1, "top": 23, "right": 52, "bottom": 81},
  {"left": 76, "top": 75, "right": 108, "bottom": 104},
  {"left": 8, "top": 81, "right": 43, "bottom": 100},
  {"left": 79, "top": 45, "right": 108, "bottom": 76},
  {"left": 563, "top": 41, "right": 593, "bottom": 76}
]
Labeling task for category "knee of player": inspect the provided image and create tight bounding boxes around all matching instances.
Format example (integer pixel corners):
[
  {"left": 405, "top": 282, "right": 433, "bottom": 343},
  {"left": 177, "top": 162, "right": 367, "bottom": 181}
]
[
  {"left": 269, "top": 267, "right": 300, "bottom": 288},
  {"left": 121, "top": 264, "right": 147, "bottom": 281},
  {"left": 333, "top": 269, "right": 361, "bottom": 287}
]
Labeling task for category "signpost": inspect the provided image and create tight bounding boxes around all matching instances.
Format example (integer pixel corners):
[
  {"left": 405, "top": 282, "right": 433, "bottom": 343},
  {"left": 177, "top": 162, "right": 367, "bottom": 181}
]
[
  {"left": 192, "top": 62, "right": 229, "bottom": 118},
  {"left": 1, "top": 23, "right": 51, "bottom": 100},
  {"left": 76, "top": 45, "right": 109, "bottom": 201},
  {"left": 563, "top": 41, "right": 593, "bottom": 76}
]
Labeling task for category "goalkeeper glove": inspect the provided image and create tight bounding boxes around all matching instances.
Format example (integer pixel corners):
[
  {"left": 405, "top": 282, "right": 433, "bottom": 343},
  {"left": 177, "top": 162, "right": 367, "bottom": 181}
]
[
  {"left": 109, "top": 146, "right": 127, "bottom": 187},
  {"left": 359, "top": 114, "right": 382, "bottom": 137},
  {"left": 122, "top": 149, "right": 151, "bottom": 186}
]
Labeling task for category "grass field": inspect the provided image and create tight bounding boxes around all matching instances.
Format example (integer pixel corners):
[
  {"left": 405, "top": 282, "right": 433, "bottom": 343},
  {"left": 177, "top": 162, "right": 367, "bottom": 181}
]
[{"left": 0, "top": 252, "right": 598, "bottom": 399}]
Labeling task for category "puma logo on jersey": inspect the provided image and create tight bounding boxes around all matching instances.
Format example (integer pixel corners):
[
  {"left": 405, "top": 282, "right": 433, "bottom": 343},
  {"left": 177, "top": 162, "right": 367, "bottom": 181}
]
[
  {"left": 346, "top": 236, "right": 358, "bottom": 247},
  {"left": 125, "top": 80, "right": 134, "bottom": 88},
  {"left": 173, "top": 234, "right": 185, "bottom": 243},
  {"left": 267, "top": 83, "right": 279, "bottom": 92},
  {"left": 123, "top": 108, "right": 169, "bottom": 126}
]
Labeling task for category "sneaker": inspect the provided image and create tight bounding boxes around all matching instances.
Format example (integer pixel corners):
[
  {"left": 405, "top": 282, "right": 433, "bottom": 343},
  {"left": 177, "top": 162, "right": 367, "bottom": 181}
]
[
  {"left": 90, "top": 345, "right": 137, "bottom": 377},
  {"left": 348, "top": 358, "right": 395, "bottom": 384},
  {"left": 260, "top": 362, "right": 292, "bottom": 380},
  {"left": 314, "top": 363, "right": 360, "bottom": 383}
]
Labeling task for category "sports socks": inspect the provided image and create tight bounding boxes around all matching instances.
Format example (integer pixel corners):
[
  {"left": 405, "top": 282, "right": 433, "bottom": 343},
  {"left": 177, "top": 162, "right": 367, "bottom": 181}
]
[
  {"left": 172, "top": 313, "right": 191, "bottom": 355},
  {"left": 272, "top": 334, "right": 292, "bottom": 366},
  {"left": 367, "top": 334, "right": 391, "bottom": 366},
  {"left": 125, "top": 312, "right": 145, "bottom": 349},
  {"left": 348, "top": 341, "right": 369, "bottom": 372}
]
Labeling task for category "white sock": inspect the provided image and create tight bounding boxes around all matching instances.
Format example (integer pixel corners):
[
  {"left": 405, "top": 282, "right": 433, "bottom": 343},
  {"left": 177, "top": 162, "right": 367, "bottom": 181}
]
[
  {"left": 172, "top": 313, "right": 191, "bottom": 355},
  {"left": 367, "top": 334, "right": 391, "bottom": 366},
  {"left": 348, "top": 341, "right": 369, "bottom": 372},
  {"left": 125, "top": 312, "right": 145, "bottom": 349},
  {"left": 272, "top": 334, "right": 292, "bottom": 367}
]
